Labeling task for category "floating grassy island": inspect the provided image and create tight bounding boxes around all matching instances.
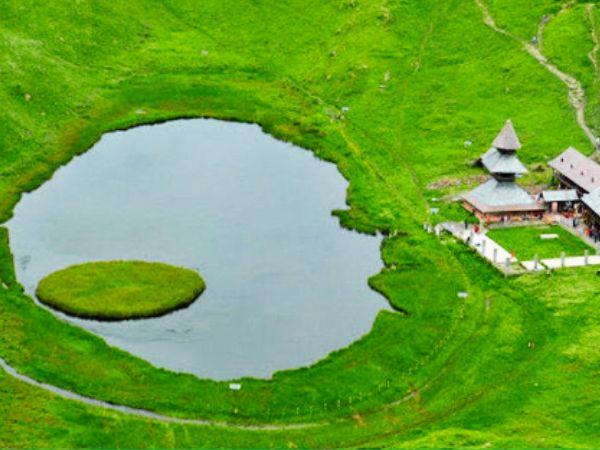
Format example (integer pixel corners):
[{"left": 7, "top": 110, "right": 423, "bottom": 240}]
[{"left": 36, "top": 261, "right": 205, "bottom": 321}]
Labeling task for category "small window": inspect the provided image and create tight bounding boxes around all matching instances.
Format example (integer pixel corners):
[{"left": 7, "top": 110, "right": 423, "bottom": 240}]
[
  {"left": 570, "top": 164, "right": 574, "bottom": 169},
  {"left": 561, "top": 157, "right": 564, "bottom": 162}
]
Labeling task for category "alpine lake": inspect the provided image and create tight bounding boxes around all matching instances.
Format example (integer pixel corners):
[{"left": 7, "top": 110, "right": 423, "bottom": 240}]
[{"left": 6, "top": 119, "right": 387, "bottom": 380}]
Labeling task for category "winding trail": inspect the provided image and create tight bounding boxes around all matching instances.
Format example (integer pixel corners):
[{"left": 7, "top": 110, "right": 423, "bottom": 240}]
[
  {"left": 586, "top": 4, "right": 600, "bottom": 77},
  {"left": 0, "top": 355, "right": 427, "bottom": 430},
  {"left": 0, "top": 356, "right": 318, "bottom": 430},
  {"left": 475, "top": 0, "right": 596, "bottom": 148}
]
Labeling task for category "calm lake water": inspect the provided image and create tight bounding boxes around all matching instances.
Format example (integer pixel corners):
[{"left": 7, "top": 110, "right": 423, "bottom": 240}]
[{"left": 6, "top": 119, "right": 386, "bottom": 380}]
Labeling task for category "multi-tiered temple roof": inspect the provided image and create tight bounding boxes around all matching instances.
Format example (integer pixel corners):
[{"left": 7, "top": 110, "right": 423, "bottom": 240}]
[
  {"left": 480, "top": 120, "right": 527, "bottom": 176},
  {"left": 463, "top": 120, "right": 543, "bottom": 215}
]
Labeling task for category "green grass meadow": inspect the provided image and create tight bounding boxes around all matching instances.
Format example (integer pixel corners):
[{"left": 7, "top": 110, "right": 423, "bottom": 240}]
[{"left": 0, "top": 0, "right": 599, "bottom": 448}]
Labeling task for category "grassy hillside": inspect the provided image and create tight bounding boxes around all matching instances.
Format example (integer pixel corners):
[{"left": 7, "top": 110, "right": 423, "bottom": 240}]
[{"left": 0, "top": 0, "right": 599, "bottom": 448}]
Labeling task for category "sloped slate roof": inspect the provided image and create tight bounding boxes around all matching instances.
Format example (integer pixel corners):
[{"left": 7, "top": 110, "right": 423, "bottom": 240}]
[
  {"left": 492, "top": 120, "right": 521, "bottom": 151},
  {"left": 463, "top": 178, "right": 544, "bottom": 213},
  {"left": 481, "top": 147, "right": 528, "bottom": 175},
  {"left": 582, "top": 188, "right": 600, "bottom": 217},
  {"left": 548, "top": 147, "right": 600, "bottom": 193},
  {"left": 541, "top": 189, "right": 579, "bottom": 203}
]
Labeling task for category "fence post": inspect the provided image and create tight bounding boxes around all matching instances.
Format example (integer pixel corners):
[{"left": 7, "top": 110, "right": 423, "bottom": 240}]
[
  {"left": 585, "top": 249, "right": 589, "bottom": 265},
  {"left": 561, "top": 251, "right": 565, "bottom": 268}
]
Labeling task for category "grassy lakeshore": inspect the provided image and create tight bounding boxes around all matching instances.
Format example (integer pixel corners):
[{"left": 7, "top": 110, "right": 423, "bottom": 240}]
[
  {"left": 0, "top": 0, "right": 599, "bottom": 448},
  {"left": 36, "top": 261, "right": 205, "bottom": 320}
]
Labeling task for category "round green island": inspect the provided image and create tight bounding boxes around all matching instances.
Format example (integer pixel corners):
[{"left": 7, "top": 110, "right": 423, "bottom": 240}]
[{"left": 36, "top": 261, "right": 205, "bottom": 321}]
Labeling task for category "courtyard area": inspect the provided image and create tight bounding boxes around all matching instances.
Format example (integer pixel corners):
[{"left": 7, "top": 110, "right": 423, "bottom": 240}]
[
  {"left": 440, "top": 221, "right": 600, "bottom": 274},
  {"left": 486, "top": 225, "right": 594, "bottom": 261}
]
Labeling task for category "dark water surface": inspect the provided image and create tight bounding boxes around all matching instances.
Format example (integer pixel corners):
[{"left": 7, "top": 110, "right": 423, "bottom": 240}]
[{"left": 6, "top": 119, "right": 386, "bottom": 380}]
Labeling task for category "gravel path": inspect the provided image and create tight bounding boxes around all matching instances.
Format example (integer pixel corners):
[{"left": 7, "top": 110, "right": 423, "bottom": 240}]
[
  {"left": 0, "top": 356, "right": 317, "bottom": 430},
  {"left": 475, "top": 0, "right": 597, "bottom": 148},
  {"left": 586, "top": 4, "right": 599, "bottom": 77},
  {"left": 0, "top": 355, "right": 429, "bottom": 431}
]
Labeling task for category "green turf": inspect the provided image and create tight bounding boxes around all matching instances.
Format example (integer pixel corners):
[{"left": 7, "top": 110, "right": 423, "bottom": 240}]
[
  {"left": 35, "top": 261, "right": 205, "bottom": 320},
  {"left": 430, "top": 201, "right": 480, "bottom": 226},
  {"left": 0, "top": 0, "right": 599, "bottom": 448},
  {"left": 487, "top": 224, "right": 594, "bottom": 260}
]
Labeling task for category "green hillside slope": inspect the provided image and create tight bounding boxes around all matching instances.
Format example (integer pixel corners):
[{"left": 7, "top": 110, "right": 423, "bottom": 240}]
[{"left": 0, "top": 0, "right": 599, "bottom": 447}]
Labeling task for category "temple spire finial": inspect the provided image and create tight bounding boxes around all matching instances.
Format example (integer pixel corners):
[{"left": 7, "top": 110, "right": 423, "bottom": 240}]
[{"left": 492, "top": 119, "right": 522, "bottom": 151}]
